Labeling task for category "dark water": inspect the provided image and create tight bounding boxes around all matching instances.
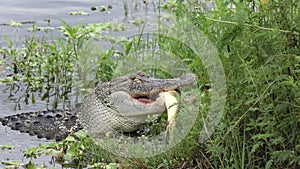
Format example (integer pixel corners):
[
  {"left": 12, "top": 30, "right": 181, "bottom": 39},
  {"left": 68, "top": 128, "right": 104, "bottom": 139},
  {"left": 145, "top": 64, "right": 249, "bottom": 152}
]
[{"left": 0, "top": 0, "right": 159, "bottom": 167}]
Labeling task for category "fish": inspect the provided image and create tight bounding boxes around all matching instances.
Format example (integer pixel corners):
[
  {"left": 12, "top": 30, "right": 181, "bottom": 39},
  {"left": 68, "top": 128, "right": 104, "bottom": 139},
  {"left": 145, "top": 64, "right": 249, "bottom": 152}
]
[{"left": 163, "top": 91, "right": 179, "bottom": 141}]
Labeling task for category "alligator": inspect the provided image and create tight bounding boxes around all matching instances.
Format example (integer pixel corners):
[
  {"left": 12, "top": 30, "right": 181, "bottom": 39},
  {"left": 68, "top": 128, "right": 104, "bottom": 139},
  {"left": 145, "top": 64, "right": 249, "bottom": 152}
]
[{"left": 0, "top": 71, "right": 197, "bottom": 141}]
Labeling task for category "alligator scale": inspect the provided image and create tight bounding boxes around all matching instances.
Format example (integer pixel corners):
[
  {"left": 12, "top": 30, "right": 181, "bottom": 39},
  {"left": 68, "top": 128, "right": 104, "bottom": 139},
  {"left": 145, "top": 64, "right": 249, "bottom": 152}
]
[{"left": 0, "top": 71, "right": 196, "bottom": 141}]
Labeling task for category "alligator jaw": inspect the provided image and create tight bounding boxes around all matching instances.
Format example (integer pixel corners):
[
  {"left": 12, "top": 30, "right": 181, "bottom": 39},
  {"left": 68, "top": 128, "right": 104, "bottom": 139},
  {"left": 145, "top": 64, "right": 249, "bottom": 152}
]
[
  {"left": 130, "top": 88, "right": 180, "bottom": 105},
  {"left": 124, "top": 72, "right": 196, "bottom": 105},
  {"left": 131, "top": 94, "right": 153, "bottom": 105},
  {"left": 130, "top": 89, "right": 161, "bottom": 105},
  {"left": 125, "top": 72, "right": 197, "bottom": 96}
]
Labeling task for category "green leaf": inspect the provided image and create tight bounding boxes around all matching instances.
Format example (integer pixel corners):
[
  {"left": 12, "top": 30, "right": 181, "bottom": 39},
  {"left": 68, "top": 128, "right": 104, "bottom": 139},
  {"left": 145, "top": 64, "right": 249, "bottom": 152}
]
[
  {"left": 1, "top": 160, "right": 21, "bottom": 167},
  {"left": 64, "top": 135, "right": 76, "bottom": 142},
  {"left": 10, "top": 20, "right": 22, "bottom": 27},
  {"left": 74, "top": 130, "right": 87, "bottom": 140},
  {"left": 99, "top": 6, "right": 106, "bottom": 12}
]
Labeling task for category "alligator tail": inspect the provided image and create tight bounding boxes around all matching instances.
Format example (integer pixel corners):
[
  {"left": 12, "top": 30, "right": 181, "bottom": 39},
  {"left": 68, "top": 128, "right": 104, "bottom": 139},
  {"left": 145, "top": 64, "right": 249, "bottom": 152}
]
[{"left": 0, "top": 110, "right": 81, "bottom": 141}]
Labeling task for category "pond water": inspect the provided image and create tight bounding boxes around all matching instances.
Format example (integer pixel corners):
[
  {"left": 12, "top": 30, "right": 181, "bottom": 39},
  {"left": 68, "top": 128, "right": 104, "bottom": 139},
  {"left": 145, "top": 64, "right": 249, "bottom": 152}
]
[{"left": 0, "top": 0, "right": 159, "bottom": 167}]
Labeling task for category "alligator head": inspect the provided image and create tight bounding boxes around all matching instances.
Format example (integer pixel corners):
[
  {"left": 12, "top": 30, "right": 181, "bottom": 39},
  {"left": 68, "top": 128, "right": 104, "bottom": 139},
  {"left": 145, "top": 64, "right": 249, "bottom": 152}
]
[{"left": 77, "top": 71, "right": 197, "bottom": 137}]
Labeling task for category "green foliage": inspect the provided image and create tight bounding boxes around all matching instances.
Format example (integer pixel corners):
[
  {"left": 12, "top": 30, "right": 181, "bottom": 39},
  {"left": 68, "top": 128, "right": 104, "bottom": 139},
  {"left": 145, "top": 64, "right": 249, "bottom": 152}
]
[
  {"left": 186, "top": 0, "right": 300, "bottom": 168},
  {"left": 15, "top": 131, "right": 116, "bottom": 168},
  {"left": 0, "top": 20, "right": 121, "bottom": 108}
]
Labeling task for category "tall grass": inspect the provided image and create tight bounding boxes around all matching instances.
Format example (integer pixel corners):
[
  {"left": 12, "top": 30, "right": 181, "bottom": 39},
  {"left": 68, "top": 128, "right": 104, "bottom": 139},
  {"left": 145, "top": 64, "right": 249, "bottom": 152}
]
[{"left": 191, "top": 0, "right": 299, "bottom": 168}]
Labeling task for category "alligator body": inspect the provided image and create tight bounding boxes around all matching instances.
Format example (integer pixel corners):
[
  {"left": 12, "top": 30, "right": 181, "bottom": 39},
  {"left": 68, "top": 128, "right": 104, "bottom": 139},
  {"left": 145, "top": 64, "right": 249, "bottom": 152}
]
[{"left": 0, "top": 71, "right": 196, "bottom": 141}]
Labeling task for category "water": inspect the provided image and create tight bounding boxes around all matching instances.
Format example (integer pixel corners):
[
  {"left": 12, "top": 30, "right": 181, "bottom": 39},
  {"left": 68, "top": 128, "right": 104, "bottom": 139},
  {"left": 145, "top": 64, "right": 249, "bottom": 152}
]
[{"left": 0, "top": 0, "right": 158, "bottom": 167}]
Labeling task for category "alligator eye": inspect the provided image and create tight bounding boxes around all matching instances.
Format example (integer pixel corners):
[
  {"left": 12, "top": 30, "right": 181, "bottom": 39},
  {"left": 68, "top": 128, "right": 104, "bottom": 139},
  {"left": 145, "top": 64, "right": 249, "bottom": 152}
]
[
  {"left": 129, "top": 75, "right": 142, "bottom": 83},
  {"left": 133, "top": 78, "right": 142, "bottom": 83},
  {"left": 129, "top": 75, "right": 136, "bottom": 80}
]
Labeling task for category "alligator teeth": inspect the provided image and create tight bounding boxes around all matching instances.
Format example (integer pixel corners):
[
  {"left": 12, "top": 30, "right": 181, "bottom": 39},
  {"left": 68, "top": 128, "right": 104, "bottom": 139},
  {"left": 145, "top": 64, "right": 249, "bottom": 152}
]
[{"left": 163, "top": 91, "right": 179, "bottom": 141}]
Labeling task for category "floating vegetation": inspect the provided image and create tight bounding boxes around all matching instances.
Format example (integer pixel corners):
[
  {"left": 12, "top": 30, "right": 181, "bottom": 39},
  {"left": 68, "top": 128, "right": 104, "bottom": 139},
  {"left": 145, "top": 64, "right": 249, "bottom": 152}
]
[
  {"left": 0, "top": 20, "right": 35, "bottom": 27},
  {"left": 69, "top": 11, "right": 90, "bottom": 16},
  {"left": 90, "top": 5, "right": 113, "bottom": 13},
  {"left": 0, "top": 144, "right": 13, "bottom": 150}
]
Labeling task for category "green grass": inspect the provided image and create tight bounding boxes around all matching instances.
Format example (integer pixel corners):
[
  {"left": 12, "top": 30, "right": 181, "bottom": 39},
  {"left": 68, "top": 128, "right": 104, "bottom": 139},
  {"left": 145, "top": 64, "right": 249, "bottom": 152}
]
[{"left": 0, "top": 0, "right": 299, "bottom": 168}]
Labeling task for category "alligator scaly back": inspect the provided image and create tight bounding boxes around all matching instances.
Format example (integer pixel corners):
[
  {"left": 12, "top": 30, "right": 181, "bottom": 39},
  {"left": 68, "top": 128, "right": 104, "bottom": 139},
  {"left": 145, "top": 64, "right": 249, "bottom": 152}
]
[{"left": 0, "top": 110, "right": 81, "bottom": 141}]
